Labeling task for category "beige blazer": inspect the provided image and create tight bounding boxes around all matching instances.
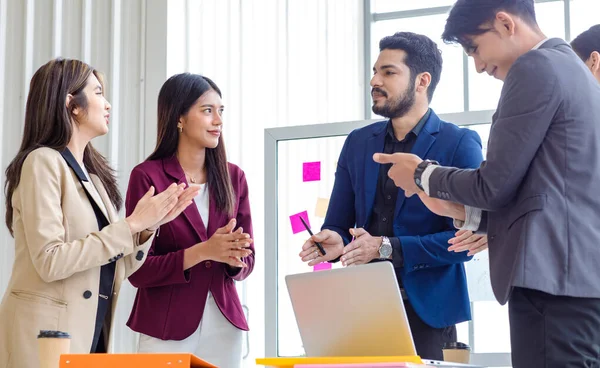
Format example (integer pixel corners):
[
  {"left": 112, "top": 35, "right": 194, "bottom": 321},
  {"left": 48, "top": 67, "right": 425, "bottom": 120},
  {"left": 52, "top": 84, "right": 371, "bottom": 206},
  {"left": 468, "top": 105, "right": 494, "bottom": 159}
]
[{"left": 0, "top": 147, "right": 153, "bottom": 368}]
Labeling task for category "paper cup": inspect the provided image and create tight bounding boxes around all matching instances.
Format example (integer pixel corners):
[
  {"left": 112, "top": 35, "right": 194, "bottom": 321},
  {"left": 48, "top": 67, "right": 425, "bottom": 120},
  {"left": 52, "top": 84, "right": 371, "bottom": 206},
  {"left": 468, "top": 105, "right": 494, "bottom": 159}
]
[
  {"left": 442, "top": 341, "right": 470, "bottom": 364},
  {"left": 38, "top": 330, "right": 71, "bottom": 368}
]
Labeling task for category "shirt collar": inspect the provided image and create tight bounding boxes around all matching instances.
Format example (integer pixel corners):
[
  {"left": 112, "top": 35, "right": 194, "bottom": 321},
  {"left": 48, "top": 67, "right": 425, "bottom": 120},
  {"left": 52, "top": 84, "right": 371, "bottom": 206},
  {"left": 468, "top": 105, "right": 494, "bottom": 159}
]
[
  {"left": 386, "top": 108, "right": 431, "bottom": 141},
  {"left": 532, "top": 38, "right": 550, "bottom": 50}
]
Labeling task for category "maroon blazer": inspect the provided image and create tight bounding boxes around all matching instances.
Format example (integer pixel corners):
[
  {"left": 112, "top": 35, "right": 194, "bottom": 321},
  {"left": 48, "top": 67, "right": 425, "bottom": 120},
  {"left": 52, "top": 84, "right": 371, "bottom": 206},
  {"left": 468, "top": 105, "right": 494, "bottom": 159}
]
[{"left": 124, "top": 156, "right": 255, "bottom": 340}]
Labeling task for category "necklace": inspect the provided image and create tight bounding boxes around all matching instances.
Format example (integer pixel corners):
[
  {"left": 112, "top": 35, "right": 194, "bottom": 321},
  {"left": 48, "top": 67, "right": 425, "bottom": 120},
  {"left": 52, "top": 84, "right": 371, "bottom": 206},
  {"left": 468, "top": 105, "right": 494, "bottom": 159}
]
[
  {"left": 183, "top": 169, "right": 202, "bottom": 184},
  {"left": 183, "top": 171, "right": 197, "bottom": 183},
  {"left": 179, "top": 160, "right": 204, "bottom": 184}
]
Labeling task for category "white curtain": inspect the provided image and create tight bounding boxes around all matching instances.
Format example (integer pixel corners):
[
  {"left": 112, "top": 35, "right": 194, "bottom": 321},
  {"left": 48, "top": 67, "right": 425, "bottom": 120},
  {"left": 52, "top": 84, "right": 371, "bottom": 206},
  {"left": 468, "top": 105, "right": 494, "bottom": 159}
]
[{"left": 0, "top": 0, "right": 364, "bottom": 365}]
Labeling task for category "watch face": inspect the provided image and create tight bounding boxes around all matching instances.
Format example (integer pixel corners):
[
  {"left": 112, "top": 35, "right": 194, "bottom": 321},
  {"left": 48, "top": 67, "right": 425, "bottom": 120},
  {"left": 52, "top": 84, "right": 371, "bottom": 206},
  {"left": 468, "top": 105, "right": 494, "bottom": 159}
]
[{"left": 380, "top": 242, "right": 392, "bottom": 258}]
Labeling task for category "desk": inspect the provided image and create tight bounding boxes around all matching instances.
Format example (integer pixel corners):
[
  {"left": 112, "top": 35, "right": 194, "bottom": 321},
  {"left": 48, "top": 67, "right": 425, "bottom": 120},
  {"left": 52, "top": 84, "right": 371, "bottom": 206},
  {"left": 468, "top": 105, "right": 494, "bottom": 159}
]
[{"left": 256, "top": 357, "right": 482, "bottom": 368}]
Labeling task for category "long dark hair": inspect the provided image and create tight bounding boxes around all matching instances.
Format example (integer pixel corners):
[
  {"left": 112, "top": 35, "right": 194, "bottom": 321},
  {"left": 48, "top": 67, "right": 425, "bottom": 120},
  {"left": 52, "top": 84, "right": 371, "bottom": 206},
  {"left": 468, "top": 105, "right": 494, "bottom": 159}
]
[
  {"left": 4, "top": 58, "right": 122, "bottom": 235},
  {"left": 148, "top": 73, "right": 235, "bottom": 216}
]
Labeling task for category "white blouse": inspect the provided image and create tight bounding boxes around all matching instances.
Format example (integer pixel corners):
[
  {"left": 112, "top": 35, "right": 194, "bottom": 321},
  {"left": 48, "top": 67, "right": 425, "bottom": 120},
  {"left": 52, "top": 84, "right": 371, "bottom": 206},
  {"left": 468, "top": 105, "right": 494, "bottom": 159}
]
[{"left": 192, "top": 183, "right": 210, "bottom": 227}]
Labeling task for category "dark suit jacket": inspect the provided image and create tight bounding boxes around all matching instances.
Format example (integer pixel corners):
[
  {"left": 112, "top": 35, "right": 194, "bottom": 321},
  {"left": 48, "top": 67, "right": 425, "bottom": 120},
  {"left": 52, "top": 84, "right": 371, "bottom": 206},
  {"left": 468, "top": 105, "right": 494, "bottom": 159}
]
[
  {"left": 125, "top": 156, "right": 255, "bottom": 340},
  {"left": 324, "top": 110, "right": 483, "bottom": 328},
  {"left": 429, "top": 38, "right": 600, "bottom": 304}
]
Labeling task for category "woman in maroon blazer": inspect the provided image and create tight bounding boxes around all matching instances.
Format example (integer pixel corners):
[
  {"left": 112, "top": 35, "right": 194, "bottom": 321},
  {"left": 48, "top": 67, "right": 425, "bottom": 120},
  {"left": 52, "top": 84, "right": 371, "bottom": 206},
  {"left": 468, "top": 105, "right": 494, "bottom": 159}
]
[{"left": 125, "top": 73, "right": 255, "bottom": 367}]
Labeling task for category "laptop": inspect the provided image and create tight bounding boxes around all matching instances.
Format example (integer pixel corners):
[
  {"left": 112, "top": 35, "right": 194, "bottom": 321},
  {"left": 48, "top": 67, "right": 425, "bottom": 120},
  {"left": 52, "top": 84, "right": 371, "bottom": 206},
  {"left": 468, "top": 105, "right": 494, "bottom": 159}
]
[{"left": 285, "top": 262, "right": 482, "bottom": 367}]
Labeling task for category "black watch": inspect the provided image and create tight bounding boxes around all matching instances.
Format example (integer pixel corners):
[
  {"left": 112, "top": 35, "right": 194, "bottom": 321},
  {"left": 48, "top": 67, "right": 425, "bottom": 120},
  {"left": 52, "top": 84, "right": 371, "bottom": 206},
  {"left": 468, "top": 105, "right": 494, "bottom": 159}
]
[{"left": 414, "top": 159, "right": 439, "bottom": 191}]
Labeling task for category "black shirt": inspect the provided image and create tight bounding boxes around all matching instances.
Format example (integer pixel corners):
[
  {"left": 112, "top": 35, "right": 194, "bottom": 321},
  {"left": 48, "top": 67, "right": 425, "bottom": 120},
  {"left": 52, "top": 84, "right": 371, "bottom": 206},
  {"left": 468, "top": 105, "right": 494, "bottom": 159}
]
[{"left": 366, "top": 109, "right": 431, "bottom": 290}]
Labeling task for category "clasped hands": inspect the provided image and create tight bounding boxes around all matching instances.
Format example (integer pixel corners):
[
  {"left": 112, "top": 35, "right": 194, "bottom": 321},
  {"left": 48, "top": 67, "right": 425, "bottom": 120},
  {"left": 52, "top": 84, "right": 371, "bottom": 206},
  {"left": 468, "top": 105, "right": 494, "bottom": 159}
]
[
  {"left": 299, "top": 228, "right": 382, "bottom": 267},
  {"left": 200, "top": 218, "right": 253, "bottom": 269}
]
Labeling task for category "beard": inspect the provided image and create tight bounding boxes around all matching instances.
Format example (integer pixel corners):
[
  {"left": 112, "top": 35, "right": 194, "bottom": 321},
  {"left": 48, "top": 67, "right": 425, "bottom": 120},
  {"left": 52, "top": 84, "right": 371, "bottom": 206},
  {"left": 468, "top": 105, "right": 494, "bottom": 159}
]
[{"left": 371, "top": 80, "right": 416, "bottom": 119}]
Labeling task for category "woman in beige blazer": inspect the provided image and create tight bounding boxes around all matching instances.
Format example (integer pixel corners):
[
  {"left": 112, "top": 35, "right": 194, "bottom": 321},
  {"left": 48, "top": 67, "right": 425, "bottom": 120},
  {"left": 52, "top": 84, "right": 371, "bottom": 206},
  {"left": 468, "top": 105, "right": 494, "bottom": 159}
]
[{"left": 0, "top": 58, "right": 198, "bottom": 368}]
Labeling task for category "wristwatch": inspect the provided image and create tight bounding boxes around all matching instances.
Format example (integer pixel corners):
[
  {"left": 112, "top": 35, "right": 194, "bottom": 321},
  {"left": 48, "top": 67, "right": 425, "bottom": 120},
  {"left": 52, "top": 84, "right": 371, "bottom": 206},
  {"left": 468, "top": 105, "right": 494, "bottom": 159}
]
[
  {"left": 414, "top": 159, "right": 439, "bottom": 191},
  {"left": 379, "top": 236, "right": 392, "bottom": 259}
]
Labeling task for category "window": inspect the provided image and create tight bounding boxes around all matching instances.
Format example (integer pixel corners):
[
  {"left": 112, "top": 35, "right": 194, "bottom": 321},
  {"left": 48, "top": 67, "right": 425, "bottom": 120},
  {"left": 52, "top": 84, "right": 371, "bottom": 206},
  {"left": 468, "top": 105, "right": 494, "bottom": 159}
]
[
  {"left": 371, "top": 0, "right": 455, "bottom": 14},
  {"left": 535, "top": 1, "right": 565, "bottom": 39},
  {"left": 467, "top": 63, "right": 503, "bottom": 112},
  {"left": 467, "top": 123, "right": 491, "bottom": 155},
  {"left": 473, "top": 302, "right": 511, "bottom": 353},
  {"left": 570, "top": 0, "right": 600, "bottom": 40}
]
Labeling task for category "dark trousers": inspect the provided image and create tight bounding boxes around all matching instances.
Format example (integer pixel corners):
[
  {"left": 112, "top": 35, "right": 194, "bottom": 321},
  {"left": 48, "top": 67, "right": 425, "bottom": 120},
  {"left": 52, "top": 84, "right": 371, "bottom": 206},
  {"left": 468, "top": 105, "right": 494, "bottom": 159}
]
[
  {"left": 509, "top": 287, "right": 600, "bottom": 368},
  {"left": 405, "top": 299, "right": 457, "bottom": 360}
]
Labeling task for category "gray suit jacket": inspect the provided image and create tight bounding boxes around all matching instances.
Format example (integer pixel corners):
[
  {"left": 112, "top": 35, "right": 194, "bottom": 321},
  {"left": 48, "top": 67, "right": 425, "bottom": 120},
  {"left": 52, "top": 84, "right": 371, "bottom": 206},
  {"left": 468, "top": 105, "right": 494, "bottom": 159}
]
[{"left": 429, "top": 38, "right": 600, "bottom": 304}]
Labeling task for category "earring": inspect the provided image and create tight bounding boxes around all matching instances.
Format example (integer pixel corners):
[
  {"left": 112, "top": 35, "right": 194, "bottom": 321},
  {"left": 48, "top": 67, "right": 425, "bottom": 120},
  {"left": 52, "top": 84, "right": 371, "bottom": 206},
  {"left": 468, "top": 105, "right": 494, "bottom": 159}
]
[{"left": 177, "top": 123, "right": 183, "bottom": 133}]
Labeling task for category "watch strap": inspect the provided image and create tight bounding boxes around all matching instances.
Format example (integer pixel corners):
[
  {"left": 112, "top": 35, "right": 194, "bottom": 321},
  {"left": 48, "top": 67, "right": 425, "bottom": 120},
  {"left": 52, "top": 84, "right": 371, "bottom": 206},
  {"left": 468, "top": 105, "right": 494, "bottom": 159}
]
[{"left": 414, "top": 159, "right": 439, "bottom": 191}]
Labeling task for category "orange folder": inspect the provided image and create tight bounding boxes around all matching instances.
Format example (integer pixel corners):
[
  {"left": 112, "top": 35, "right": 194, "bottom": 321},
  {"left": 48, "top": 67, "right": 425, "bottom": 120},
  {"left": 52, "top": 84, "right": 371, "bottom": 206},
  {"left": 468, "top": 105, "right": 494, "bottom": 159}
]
[{"left": 59, "top": 353, "right": 217, "bottom": 368}]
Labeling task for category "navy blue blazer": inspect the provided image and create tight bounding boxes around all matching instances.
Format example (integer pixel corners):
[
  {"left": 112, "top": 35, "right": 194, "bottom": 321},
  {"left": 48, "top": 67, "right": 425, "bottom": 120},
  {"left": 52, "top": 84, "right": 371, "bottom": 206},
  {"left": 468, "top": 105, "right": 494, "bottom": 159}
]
[{"left": 323, "top": 110, "right": 483, "bottom": 328}]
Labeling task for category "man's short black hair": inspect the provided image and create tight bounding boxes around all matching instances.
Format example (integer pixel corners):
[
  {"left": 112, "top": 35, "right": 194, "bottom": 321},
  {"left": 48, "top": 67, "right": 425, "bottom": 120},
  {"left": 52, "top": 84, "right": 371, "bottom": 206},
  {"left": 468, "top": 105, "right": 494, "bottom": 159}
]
[
  {"left": 379, "top": 32, "right": 443, "bottom": 102},
  {"left": 571, "top": 25, "right": 600, "bottom": 61},
  {"left": 442, "top": 0, "right": 537, "bottom": 48}
]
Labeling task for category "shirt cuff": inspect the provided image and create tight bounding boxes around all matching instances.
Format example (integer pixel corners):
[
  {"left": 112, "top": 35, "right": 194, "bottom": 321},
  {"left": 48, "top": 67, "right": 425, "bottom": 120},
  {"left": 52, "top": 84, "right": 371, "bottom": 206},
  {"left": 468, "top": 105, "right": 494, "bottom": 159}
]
[
  {"left": 389, "top": 237, "right": 404, "bottom": 268},
  {"left": 453, "top": 205, "right": 482, "bottom": 231},
  {"left": 420, "top": 165, "right": 437, "bottom": 196}
]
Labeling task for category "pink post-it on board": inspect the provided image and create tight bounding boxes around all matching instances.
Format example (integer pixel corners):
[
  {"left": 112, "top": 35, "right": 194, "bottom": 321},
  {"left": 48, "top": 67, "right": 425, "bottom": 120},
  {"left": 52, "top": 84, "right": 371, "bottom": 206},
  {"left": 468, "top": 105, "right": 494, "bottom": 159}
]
[
  {"left": 303, "top": 161, "right": 321, "bottom": 182},
  {"left": 313, "top": 262, "right": 332, "bottom": 272},
  {"left": 290, "top": 211, "right": 310, "bottom": 234}
]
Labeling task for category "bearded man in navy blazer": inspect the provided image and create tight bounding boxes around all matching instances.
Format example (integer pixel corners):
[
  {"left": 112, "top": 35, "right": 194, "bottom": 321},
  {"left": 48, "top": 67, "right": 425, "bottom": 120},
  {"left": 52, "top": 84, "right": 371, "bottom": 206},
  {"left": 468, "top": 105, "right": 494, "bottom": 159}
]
[{"left": 299, "top": 32, "right": 485, "bottom": 360}]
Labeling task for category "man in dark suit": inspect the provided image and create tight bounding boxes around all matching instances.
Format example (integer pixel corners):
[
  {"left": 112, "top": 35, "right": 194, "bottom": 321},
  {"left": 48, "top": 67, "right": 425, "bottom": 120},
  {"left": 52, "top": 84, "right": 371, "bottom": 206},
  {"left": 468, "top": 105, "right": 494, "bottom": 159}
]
[
  {"left": 299, "top": 32, "right": 485, "bottom": 360},
  {"left": 374, "top": 1, "right": 600, "bottom": 367},
  {"left": 571, "top": 25, "right": 600, "bottom": 83}
]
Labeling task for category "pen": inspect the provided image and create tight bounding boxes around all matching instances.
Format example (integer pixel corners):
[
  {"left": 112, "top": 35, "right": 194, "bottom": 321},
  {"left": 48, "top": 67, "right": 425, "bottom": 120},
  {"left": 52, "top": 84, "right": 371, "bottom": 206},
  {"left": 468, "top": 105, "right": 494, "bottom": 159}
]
[{"left": 299, "top": 215, "right": 327, "bottom": 256}]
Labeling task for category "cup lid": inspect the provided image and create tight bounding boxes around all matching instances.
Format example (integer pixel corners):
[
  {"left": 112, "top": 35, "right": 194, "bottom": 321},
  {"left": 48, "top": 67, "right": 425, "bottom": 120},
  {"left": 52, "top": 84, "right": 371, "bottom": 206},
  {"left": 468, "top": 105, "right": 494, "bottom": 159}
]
[
  {"left": 38, "top": 330, "right": 71, "bottom": 339},
  {"left": 443, "top": 342, "right": 470, "bottom": 350}
]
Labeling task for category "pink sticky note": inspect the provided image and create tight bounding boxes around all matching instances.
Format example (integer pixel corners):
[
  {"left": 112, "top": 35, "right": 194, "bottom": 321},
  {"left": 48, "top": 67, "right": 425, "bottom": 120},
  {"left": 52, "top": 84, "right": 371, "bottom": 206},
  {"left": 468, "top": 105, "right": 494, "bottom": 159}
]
[
  {"left": 313, "top": 262, "right": 332, "bottom": 272},
  {"left": 290, "top": 211, "right": 310, "bottom": 234},
  {"left": 303, "top": 161, "right": 321, "bottom": 182}
]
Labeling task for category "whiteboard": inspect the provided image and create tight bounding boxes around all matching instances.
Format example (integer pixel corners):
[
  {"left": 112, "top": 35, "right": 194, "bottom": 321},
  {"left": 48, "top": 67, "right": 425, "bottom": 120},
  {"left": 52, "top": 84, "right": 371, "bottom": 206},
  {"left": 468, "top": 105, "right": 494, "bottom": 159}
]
[{"left": 264, "top": 110, "right": 496, "bottom": 357}]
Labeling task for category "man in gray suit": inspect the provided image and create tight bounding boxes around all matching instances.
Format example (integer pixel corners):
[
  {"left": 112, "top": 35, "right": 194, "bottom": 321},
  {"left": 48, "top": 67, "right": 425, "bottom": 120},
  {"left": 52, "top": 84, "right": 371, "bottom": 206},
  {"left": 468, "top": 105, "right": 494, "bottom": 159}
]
[{"left": 373, "top": 0, "right": 600, "bottom": 367}]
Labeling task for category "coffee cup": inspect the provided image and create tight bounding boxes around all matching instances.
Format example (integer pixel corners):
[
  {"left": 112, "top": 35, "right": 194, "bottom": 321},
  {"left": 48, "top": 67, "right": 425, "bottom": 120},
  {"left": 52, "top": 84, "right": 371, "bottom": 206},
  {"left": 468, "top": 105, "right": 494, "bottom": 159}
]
[
  {"left": 38, "top": 330, "right": 71, "bottom": 368},
  {"left": 442, "top": 341, "right": 471, "bottom": 364}
]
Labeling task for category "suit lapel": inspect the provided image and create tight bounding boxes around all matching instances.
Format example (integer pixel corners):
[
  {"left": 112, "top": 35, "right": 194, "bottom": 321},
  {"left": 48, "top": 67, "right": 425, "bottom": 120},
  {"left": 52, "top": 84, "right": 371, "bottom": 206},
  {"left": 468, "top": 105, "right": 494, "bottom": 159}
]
[
  {"left": 162, "top": 156, "right": 208, "bottom": 241},
  {"left": 81, "top": 180, "right": 111, "bottom": 222},
  {"left": 60, "top": 149, "right": 111, "bottom": 222},
  {"left": 364, "top": 125, "right": 386, "bottom": 227},
  {"left": 90, "top": 175, "right": 118, "bottom": 224},
  {"left": 393, "top": 113, "right": 439, "bottom": 220}
]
